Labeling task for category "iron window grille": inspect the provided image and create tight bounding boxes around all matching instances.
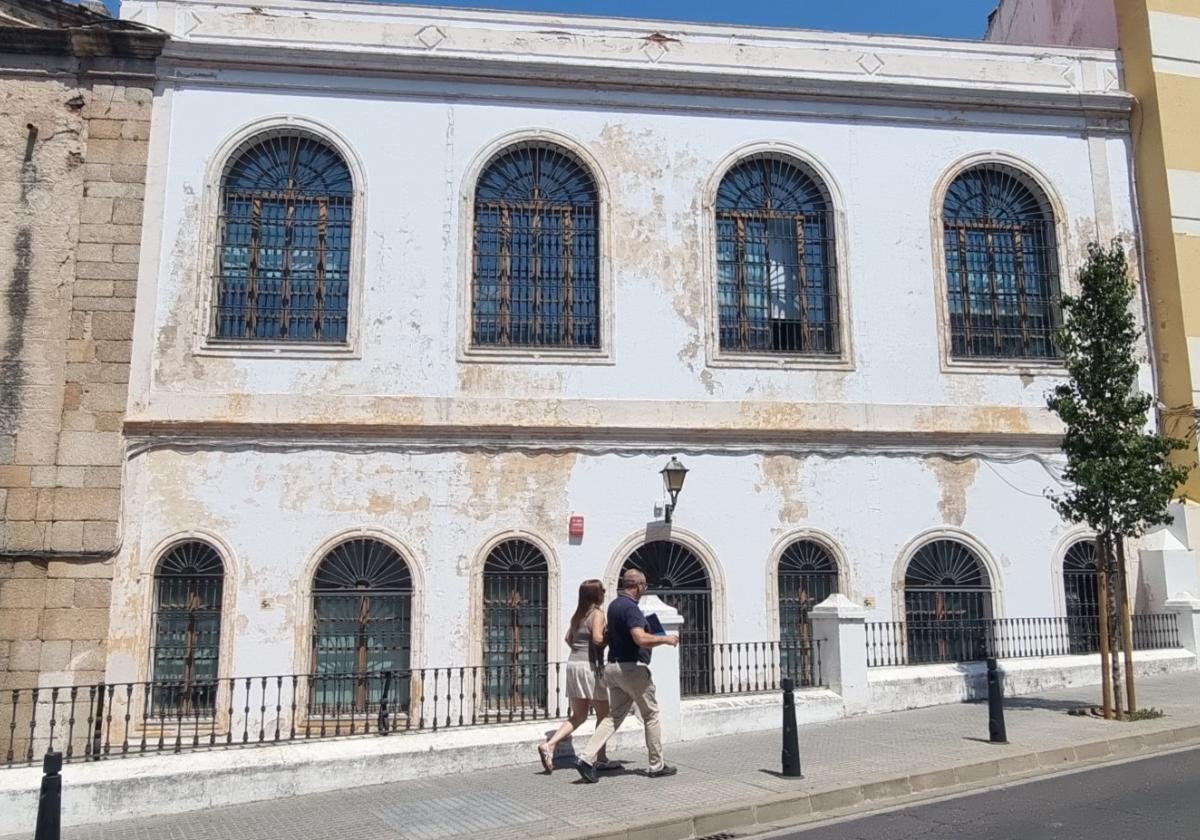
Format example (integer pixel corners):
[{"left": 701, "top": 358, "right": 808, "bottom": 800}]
[
  {"left": 903, "top": 539, "right": 994, "bottom": 664},
  {"left": 213, "top": 132, "right": 353, "bottom": 343},
  {"left": 149, "top": 541, "right": 224, "bottom": 717},
  {"left": 942, "top": 164, "right": 1062, "bottom": 360},
  {"left": 482, "top": 539, "right": 549, "bottom": 712},
  {"left": 311, "top": 539, "right": 413, "bottom": 715},
  {"left": 472, "top": 143, "right": 600, "bottom": 349},
  {"left": 778, "top": 539, "right": 840, "bottom": 646},
  {"left": 622, "top": 540, "right": 712, "bottom": 696},
  {"left": 715, "top": 154, "right": 840, "bottom": 355},
  {"left": 1063, "top": 539, "right": 1100, "bottom": 654}
]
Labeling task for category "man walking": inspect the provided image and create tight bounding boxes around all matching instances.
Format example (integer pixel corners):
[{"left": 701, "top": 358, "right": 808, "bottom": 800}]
[{"left": 575, "top": 569, "right": 680, "bottom": 782}]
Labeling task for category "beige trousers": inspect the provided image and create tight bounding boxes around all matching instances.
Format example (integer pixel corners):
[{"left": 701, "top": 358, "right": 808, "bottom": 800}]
[{"left": 581, "top": 662, "right": 663, "bottom": 771}]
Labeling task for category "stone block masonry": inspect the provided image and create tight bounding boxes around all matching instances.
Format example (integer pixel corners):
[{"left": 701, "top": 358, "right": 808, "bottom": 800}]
[{"left": 0, "top": 6, "right": 166, "bottom": 690}]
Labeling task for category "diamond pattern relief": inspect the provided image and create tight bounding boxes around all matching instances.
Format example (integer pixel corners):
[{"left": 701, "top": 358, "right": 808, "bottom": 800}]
[
  {"left": 417, "top": 25, "right": 447, "bottom": 50},
  {"left": 857, "top": 52, "right": 884, "bottom": 75},
  {"left": 641, "top": 41, "right": 668, "bottom": 63}
]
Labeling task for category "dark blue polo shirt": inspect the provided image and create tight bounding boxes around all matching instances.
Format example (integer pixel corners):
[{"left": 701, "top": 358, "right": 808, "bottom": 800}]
[{"left": 607, "top": 593, "right": 651, "bottom": 664}]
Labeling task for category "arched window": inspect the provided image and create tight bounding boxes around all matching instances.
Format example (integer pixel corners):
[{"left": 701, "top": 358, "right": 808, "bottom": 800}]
[
  {"left": 1063, "top": 539, "right": 1100, "bottom": 654},
  {"left": 213, "top": 132, "right": 354, "bottom": 343},
  {"left": 942, "top": 163, "right": 1061, "bottom": 360},
  {"left": 903, "top": 539, "right": 993, "bottom": 663},
  {"left": 778, "top": 539, "right": 840, "bottom": 644},
  {"left": 311, "top": 539, "right": 413, "bottom": 713},
  {"left": 482, "top": 539, "right": 549, "bottom": 712},
  {"left": 150, "top": 541, "right": 224, "bottom": 716},
  {"left": 621, "top": 540, "right": 712, "bottom": 696},
  {"left": 472, "top": 143, "right": 600, "bottom": 349},
  {"left": 716, "top": 154, "right": 839, "bottom": 355}
]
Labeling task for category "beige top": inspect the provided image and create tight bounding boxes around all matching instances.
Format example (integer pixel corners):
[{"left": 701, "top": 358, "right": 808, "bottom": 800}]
[{"left": 568, "top": 607, "right": 600, "bottom": 662}]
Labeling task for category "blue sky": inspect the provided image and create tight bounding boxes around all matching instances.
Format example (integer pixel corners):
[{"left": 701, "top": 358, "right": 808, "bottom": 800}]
[{"left": 104, "top": 1, "right": 1000, "bottom": 40}]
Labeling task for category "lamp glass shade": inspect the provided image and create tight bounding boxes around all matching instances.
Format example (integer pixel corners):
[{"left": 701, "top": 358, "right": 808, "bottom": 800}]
[{"left": 660, "top": 457, "right": 689, "bottom": 494}]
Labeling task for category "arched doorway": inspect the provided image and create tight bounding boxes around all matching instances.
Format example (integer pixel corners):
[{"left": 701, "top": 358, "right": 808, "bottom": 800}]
[
  {"left": 1063, "top": 539, "right": 1100, "bottom": 654},
  {"left": 482, "top": 538, "right": 549, "bottom": 712},
  {"left": 903, "top": 539, "right": 993, "bottom": 663},
  {"left": 621, "top": 540, "right": 713, "bottom": 696}
]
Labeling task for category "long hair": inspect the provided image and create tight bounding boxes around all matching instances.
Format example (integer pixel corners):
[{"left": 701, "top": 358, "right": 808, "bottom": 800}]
[{"left": 568, "top": 579, "right": 605, "bottom": 639}]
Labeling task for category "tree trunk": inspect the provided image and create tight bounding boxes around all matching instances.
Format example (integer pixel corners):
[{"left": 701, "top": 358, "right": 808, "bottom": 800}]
[
  {"left": 1106, "top": 536, "right": 1124, "bottom": 721},
  {"left": 1116, "top": 538, "right": 1137, "bottom": 715},
  {"left": 1097, "top": 534, "right": 1113, "bottom": 719}
]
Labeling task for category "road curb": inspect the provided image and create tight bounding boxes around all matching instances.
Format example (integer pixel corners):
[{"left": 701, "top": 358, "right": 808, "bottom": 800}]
[{"left": 559, "top": 724, "right": 1200, "bottom": 840}]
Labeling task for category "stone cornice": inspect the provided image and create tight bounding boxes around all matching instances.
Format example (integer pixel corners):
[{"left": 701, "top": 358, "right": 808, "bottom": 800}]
[{"left": 124, "top": 0, "right": 1131, "bottom": 118}]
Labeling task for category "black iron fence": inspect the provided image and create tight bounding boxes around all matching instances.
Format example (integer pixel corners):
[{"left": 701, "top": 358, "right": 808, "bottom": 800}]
[
  {"left": 687, "top": 641, "right": 822, "bottom": 696},
  {"left": 3, "top": 663, "right": 567, "bottom": 769},
  {"left": 866, "top": 613, "right": 1182, "bottom": 668}
]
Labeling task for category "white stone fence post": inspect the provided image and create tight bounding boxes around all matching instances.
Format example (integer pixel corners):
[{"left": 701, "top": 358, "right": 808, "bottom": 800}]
[
  {"left": 639, "top": 595, "right": 684, "bottom": 742},
  {"left": 809, "top": 594, "right": 870, "bottom": 715},
  {"left": 1164, "top": 594, "right": 1200, "bottom": 659}
]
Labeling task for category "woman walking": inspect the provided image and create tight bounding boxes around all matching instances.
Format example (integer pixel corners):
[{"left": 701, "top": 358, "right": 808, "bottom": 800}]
[{"left": 538, "top": 579, "right": 613, "bottom": 773}]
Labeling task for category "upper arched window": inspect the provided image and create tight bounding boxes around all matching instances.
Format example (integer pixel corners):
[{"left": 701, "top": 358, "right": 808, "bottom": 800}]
[
  {"left": 213, "top": 132, "right": 354, "bottom": 344},
  {"left": 310, "top": 538, "right": 413, "bottom": 713},
  {"left": 150, "top": 541, "right": 225, "bottom": 716},
  {"left": 471, "top": 143, "right": 600, "bottom": 349},
  {"left": 715, "top": 154, "right": 839, "bottom": 356},
  {"left": 942, "top": 163, "right": 1062, "bottom": 360},
  {"left": 482, "top": 539, "right": 549, "bottom": 712}
]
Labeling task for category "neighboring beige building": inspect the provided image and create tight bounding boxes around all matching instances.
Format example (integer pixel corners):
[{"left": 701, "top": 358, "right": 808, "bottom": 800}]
[{"left": 0, "top": 0, "right": 165, "bottom": 691}]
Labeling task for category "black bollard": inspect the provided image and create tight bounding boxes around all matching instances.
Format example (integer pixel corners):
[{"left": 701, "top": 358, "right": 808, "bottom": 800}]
[
  {"left": 781, "top": 678, "right": 803, "bottom": 778},
  {"left": 34, "top": 751, "right": 62, "bottom": 840},
  {"left": 986, "top": 658, "right": 1008, "bottom": 744}
]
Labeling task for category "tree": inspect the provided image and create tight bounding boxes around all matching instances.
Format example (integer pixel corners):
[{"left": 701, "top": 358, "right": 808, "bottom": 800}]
[{"left": 1047, "top": 241, "right": 1190, "bottom": 719}]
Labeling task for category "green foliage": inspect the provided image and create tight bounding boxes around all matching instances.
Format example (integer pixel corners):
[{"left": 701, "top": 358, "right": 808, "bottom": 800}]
[
  {"left": 1127, "top": 707, "right": 1165, "bottom": 721},
  {"left": 1047, "top": 241, "right": 1190, "bottom": 538}
]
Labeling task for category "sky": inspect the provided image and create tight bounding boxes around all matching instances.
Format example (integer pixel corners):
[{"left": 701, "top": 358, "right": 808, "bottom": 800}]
[{"left": 102, "top": 0, "right": 1001, "bottom": 40}]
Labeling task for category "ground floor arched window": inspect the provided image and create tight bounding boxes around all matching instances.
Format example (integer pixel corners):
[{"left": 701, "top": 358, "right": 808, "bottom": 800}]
[
  {"left": 621, "top": 540, "right": 712, "bottom": 696},
  {"left": 778, "top": 539, "right": 839, "bottom": 682},
  {"left": 482, "top": 538, "right": 549, "bottom": 712},
  {"left": 150, "top": 541, "right": 225, "bottom": 716},
  {"left": 310, "top": 538, "right": 413, "bottom": 714},
  {"left": 1063, "top": 539, "right": 1100, "bottom": 654},
  {"left": 903, "top": 539, "right": 993, "bottom": 663}
]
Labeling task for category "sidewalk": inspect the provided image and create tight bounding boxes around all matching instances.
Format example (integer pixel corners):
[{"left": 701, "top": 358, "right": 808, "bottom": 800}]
[{"left": 7, "top": 670, "right": 1200, "bottom": 840}]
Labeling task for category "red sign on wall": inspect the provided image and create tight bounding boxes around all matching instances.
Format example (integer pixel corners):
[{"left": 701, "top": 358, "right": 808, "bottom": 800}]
[{"left": 569, "top": 515, "right": 585, "bottom": 538}]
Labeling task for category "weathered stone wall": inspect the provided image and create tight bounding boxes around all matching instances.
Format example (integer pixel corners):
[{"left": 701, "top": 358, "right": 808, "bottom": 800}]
[{"left": 0, "top": 49, "right": 157, "bottom": 693}]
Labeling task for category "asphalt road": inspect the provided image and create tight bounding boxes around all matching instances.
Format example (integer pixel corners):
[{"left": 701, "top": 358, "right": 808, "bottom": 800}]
[{"left": 757, "top": 747, "right": 1200, "bottom": 840}]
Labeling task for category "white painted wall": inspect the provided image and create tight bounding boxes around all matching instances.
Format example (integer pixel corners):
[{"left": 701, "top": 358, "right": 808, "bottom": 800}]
[{"left": 107, "top": 1, "right": 1146, "bottom": 692}]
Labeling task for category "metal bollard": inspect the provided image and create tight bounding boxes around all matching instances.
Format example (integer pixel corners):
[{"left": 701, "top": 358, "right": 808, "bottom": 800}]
[
  {"left": 986, "top": 657, "right": 1008, "bottom": 744},
  {"left": 781, "top": 678, "right": 803, "bottom": 778},
  {"left": 34, "top": 751, "right": 62, "bottom": 840}
]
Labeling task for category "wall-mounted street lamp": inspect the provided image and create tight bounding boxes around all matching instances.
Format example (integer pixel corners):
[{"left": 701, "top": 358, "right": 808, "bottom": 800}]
[{"left": 660, "top": 457, "right": 689, "bottom": 524}]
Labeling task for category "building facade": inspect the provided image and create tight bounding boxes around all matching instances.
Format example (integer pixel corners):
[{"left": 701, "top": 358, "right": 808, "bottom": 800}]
[
  {"left": 990, "top": 0, "right": 1200, "bottom": 553},
  {"left": 0, "top": 0, "right": 165, "bottom": 691},
  {"left": 105, "top": 0, "right": 1147, "bottom": 725}
]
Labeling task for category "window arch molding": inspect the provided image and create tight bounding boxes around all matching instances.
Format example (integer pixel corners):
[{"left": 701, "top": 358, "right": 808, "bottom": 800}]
[
  {"left": 194, "top": 115, "right": 367, "bottom": 359},
  {"left": 465, "top": 529, "right": 562, "bottom": 670},
  {"left": 132, "top": 531, "right": 239, "bottom": 729},
  {"left": 764, "top": 528, "right": 852, "bottom": 642},
  {"left": 929, "top": 151, "right": 1070, "bottom": 373},
  {"left": 603, "top": 525, "right": 728, "bottom": 645},
  {"left": 890, "top": 528, "right": 1005, "bottom": 622},
  {"left": 701, "top": 141, "right": 854, "bottom": 371},
  {"left": 293, "top": 528, "right": 427, "bottom": 687},
  {"left": 456, "top": 128, "right": 614, "bottom": 364}
]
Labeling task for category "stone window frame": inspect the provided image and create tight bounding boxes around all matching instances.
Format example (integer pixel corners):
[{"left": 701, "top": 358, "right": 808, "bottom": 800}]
[
  {"left": 291, "top": 528, "right": 427, "bottom": 728},
  {"left": 890, "top": 527, "right": 1006, "bottom": 623},
  {"left": 702, "top": 141, "right": 855, "bottom": 372},
  {"left": 456, "top": 128, "right": 616, "bottom": 366},
  {"left": 764, "top": 528, "right": 853, "bottom": 644},
  {"left": 129, "top": 531, "right": 240, "bottom": 738},
  {"left": 929, "top": 151, "right": 1072, "bottom": 376},
  {"left": 192, "top": 115, "right": 368, "bottom": 359}
]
